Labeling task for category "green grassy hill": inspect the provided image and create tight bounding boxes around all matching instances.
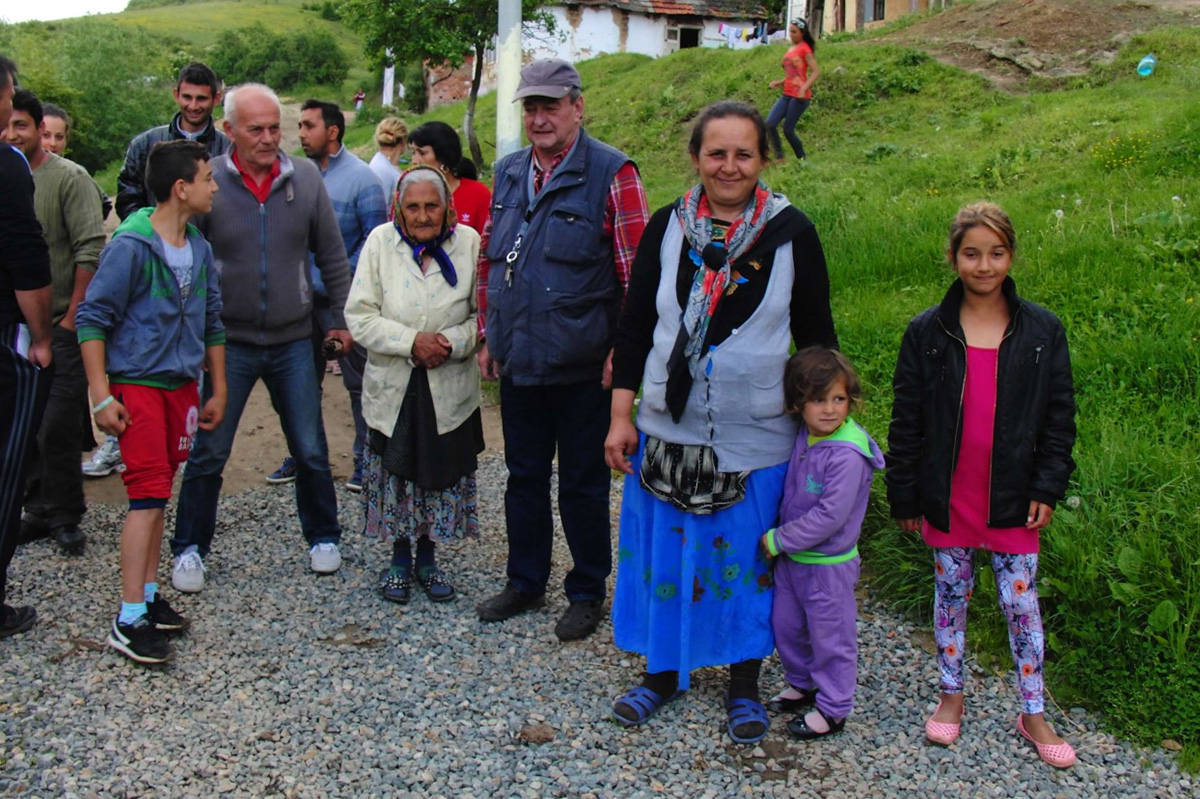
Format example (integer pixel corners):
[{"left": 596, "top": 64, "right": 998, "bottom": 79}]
[
  {"left": 0, "top": 0, "right": 372, "bottom": 172},
  {"left": 110, "top": 0, "right": 364, "bottom": 56},
  {"left": 388, "top": 18, "right": 1200, "bottom": 764}
]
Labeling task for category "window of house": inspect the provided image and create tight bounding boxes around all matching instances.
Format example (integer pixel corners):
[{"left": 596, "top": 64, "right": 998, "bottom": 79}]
[{"left": 666, "top": 25, "right": 703, "bottom": 51}]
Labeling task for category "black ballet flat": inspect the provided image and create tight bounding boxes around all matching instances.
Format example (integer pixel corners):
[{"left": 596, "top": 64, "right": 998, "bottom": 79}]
[{"left": 786, "top": 709, "right": 846, "bottom": 740}]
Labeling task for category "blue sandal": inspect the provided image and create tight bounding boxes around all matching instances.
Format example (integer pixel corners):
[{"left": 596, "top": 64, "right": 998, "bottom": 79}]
[
  {"left": 611, "top": 686, "right": 685, "bottom": 727},
  {"left": 726, "top": 698, "right": 770, "bottom": 744}
]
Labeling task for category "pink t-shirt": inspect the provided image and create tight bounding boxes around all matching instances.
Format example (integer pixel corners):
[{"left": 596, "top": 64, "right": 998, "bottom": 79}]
[
  {"left": 922, "top": 345, "right": 1040, "bottom": 555},
  {"left": 782, "top": 42, "right": 813, "bottom": 99}
]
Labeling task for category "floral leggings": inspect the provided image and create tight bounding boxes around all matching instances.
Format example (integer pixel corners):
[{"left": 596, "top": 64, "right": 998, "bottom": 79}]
[{"left": 933, "top": 547, "right": 1045, "bottom": 714}]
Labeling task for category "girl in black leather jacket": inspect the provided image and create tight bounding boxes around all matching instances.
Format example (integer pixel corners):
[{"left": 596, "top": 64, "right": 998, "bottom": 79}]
[{"left": 886, "top": 203, "right": 1078, "bottom": 768}]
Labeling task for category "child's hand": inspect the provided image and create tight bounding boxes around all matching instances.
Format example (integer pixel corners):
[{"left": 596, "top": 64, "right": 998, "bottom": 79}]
[
  {"left": 95, "top": 401, "right": 129, "bottom": 437},
  {"left": 759, "top": 533, "right": 775, "bottom": 559},
  {"left": 199, "top": 394, "right": 226, "bottom": 431},
  {"left": 1025, "top": 501, "right": 1053, "bottom": 530},
  {"left": 897, "top": 518, "right": 921, "bottom": 533}
]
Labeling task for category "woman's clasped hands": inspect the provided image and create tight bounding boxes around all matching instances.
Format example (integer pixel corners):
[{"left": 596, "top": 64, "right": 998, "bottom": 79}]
[{"left": 412, "top": 331, "right": 452, "bottom": 368}]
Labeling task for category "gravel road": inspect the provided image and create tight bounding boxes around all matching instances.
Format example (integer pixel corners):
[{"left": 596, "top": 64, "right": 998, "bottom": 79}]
[{"left": 0, "top": 454, "right": 1190, "bottom": 798}]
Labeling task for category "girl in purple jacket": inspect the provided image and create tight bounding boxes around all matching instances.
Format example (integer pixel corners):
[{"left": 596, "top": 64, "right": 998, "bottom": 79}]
[{"left": 761, "top": 347, "right": 884, "bottom": 739}]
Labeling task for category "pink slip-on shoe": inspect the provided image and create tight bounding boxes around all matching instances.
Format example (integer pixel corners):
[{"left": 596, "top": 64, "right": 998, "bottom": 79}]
[
  {"left": 925, "top": 700, "right": 961, "bottom": 746},
  {"left": 1017, "top": 714, "right": 1077, "bottom": 768}
]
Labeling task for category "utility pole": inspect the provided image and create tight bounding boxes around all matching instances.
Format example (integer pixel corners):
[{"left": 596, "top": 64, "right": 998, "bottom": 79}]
[{"left": 496, "top": 0, "right": 522, "bottom": 163}]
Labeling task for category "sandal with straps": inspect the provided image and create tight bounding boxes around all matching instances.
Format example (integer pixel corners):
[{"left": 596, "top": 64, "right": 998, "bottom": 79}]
[
  {"left": 417, "top": 566, "right": 456, "bottom": 602},
  {"left": 379, "top": 567, "right": 412, "bottom": 604},
  {"left": 767, "top": 685, "right": 818, "bottom": 714},
  {"left": 726, "top": 697, "right": 770, "bottom": 744},
  {"left": 611, "top": 685, "right": 685, "bottom": 727}
]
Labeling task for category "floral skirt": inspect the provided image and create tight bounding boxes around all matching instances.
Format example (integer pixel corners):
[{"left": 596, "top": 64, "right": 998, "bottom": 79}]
[
  {"left": 612, "top": 436, "right": 784, "bottom": 690},
  {"left": 361, "top": 447, "right": 479, "bottom": 545}
]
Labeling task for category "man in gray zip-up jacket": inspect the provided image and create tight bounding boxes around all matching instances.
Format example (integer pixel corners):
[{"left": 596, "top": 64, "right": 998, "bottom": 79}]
[{"left": 170, "top": 83, "right": 353, "bottom": 593}]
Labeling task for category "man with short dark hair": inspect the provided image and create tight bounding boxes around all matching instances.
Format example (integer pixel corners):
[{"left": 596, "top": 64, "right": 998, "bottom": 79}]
[
  {"left": 5, "top": 88, "right": 105, "bottom": 555},
  {"left": 475, "top": 59, "right": 650, "bottom": 641},
  {"left": 170, "top": 83, "right": 353, "bottom": 593},
  {"left": 0, "top": 54, "right": 54, "bottom": 638},
  {"left": 96, "top": 62, "right": 231, "bottom": 480},
  {"left": 288, "top": 98, "right": 387, "bottom": 491},
  {"left": 116, "top": 61, "right": 230, "bottom": 220}
]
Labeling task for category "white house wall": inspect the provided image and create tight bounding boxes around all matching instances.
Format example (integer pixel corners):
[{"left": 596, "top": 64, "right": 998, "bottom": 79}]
[{"left": 525, "top": 6, "right": 763, "bottom": 62}]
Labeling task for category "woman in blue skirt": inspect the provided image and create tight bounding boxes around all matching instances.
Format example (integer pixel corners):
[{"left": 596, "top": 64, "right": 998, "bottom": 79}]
[{"left": 604, "top": 100, "right": 837, "bottom": 744}]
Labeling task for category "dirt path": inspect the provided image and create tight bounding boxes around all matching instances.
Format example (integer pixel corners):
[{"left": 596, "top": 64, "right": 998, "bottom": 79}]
[{"left": 83, "top": 386, "right": 502, "bottom": 505}]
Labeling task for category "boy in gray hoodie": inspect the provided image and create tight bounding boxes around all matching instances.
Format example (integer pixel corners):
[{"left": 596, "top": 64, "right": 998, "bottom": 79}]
[
  {"left": 77, "top": 140, "right": 226, "bottom": 664},
  {"left": 761, "top": 347, "right": 884, "bottom": 739}
]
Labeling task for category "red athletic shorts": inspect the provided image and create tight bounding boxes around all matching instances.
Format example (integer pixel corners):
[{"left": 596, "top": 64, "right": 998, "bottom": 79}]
[{"left": 113, "top": 381, "right": 200, "bottom": 506}]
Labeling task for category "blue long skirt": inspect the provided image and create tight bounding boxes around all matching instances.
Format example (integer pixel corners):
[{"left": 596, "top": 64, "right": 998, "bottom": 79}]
[{"left": 612, "top": 437, "right": 784, "bottom": 690}]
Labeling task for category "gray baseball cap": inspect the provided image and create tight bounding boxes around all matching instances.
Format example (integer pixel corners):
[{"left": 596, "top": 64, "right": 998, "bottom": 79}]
[{"left": 514, "top": 59, "right": 582, "bottom": 101}]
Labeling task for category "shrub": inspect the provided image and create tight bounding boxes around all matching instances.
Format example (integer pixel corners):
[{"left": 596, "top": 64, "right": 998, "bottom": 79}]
[{"left": 209, "top": 23, "right": 347, "bottom": 90}]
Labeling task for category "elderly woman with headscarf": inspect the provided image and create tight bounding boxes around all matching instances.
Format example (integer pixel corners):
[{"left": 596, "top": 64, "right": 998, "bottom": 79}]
[{"left": 344, "top": 165, "right": 484, "bottom": 605}]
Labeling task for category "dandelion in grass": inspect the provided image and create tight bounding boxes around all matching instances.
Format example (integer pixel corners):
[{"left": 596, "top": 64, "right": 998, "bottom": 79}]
[{"left": 1065, "top": 496, "right": 1081, "bottom": 509}]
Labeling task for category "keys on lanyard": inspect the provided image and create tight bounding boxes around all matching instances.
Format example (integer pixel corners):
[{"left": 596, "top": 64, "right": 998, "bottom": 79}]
[
  {"left": 503, "top": 208, "right": 535, "bottom": 287},
  {"left": 504, "top": 236, "right": 522, "bottom": 286}
]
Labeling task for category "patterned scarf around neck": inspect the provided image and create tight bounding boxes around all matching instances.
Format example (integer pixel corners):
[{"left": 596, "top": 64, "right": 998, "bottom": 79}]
[
  {"left": 392, "top": 165, "right": 460, "bottom": 287},
  {"left": 665, "top": 181, "right": 788, "bottom": 421}
]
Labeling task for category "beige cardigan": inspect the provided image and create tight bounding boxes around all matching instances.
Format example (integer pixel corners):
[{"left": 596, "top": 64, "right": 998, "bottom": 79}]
[{"left": 345, "top": 223, "right": 481, "bottom": 436}]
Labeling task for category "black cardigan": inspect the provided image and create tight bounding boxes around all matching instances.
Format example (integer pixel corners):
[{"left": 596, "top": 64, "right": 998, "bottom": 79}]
[
  {"left": 612, "top": 202, "right": 837, "bottom": 392},
  {"left": 885, "top": 277, "right": 1077, "bottom": 531}
]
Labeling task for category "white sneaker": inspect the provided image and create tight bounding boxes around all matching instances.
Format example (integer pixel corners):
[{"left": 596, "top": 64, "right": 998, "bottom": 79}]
[
  {"left": 172, "top": 549, "right": 206, "bottom": 593},
  {"left": 82, "top": 436, "right": 125, "bottom": 477},
  {"left": 310, "top": 542, "right": 342, "bottom": 574}
]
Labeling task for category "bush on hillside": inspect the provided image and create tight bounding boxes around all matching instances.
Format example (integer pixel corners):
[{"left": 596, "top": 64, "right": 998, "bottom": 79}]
[
  {"left": 209, "top": 23, "right": 348, "bottom": 90},
  {"left": 0, "top": 18, "right": 176, "bottom": 174}
]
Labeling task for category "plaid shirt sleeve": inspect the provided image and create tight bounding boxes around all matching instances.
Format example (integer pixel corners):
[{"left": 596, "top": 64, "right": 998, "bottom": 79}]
[
  {"left": 476, "top": 215, "right": 492, "bottom": 337},
  {"left": 604, "top": 162, "right": 650, "bottom": 298}
]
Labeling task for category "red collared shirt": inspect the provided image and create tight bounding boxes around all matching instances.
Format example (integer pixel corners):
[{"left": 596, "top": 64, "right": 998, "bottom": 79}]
[
  {"left": 476, "top": 144, "right": 648, "bottom": 337},
  {"left": 232, "top": 149, "right": 281, "bottom": 203}
]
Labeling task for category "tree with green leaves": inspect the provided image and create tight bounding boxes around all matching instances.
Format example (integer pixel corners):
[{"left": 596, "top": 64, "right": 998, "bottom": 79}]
[{"left": 340, "top": 0, "right": 552, "bottom": 168}]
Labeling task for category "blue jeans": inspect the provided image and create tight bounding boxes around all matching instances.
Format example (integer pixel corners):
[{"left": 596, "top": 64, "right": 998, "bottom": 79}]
[
  {"left": 500, "top": 377, "right": 612, "bottom": 601},
  {"left": 765, "top": 95, "right": 810, "bottom": 160},
  {"left": 172, "top": 339, "right": 341, "bottom": 557}
]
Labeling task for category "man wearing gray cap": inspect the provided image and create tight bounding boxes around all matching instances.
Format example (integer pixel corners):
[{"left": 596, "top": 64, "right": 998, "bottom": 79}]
[{"left": 475, "top": 58, "right": 649, "bottom": 641}]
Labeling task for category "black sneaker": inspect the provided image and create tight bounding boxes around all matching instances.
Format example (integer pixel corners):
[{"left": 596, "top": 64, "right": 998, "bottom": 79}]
[
  {"left": 554, "top": 599, "right": 604, "bottom": 641},
  {"left": 476, "top": 584, "right": 546, "bottom": 622},
  {"left": 0, "top": 605, "right": 37, "bottom": 639},
  {"left": 108, "top": 615, "right": 173, "bottom": 664},
  {"left": 146, "top": 597, "right": 189, "bottom": 633}
]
